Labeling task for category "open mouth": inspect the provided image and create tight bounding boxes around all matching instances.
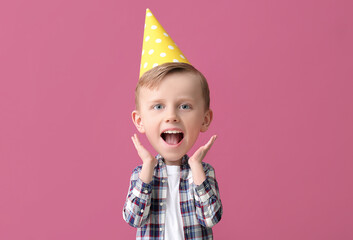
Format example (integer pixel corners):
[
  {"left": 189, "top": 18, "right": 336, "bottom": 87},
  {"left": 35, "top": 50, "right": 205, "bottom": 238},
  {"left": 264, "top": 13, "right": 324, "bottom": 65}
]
[{"left": 161, "top": 130, "right": 184, "bottom": 145}]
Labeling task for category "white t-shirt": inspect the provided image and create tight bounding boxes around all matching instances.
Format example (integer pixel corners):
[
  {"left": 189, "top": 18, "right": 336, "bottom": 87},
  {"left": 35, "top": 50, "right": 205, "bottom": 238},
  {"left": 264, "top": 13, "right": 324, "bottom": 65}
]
[{"left": 164, "top": 165, "right": 185, "bottom": 240}]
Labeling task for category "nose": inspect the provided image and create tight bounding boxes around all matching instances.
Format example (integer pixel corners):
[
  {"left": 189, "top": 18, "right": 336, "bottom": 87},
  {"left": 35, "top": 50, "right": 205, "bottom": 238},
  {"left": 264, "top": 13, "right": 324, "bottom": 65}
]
[{"left": 165, "top": 108, "right": 179, "bottom": 123}]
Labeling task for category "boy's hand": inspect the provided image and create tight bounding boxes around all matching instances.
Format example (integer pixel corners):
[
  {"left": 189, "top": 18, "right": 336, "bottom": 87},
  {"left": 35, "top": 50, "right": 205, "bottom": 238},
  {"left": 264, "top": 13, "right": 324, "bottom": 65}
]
[
  {"left": 188, "top": 135, "right": 217, "bottom": 185},
  {"left": 188, "top": 135, "right": 217, "bottom": 167},
  {"left": 131, "top": 134, "right": 157, "bottom": 166},
  {"left": 131, "top": 134, "right": 157, "bottom": 183}
]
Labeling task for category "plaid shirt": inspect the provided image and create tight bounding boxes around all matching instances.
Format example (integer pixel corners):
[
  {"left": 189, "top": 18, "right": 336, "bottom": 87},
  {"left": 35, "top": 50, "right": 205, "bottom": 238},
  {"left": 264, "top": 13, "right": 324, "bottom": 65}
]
[{"left": 123, "top": 154, "right": 223, "bottom": 240}]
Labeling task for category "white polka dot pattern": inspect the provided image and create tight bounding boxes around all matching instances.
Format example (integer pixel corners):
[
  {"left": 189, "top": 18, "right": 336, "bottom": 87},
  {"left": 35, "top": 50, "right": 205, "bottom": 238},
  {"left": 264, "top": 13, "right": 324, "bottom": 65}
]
[{"left": 139, "top": 8, "right": 190, "bottom": 77}]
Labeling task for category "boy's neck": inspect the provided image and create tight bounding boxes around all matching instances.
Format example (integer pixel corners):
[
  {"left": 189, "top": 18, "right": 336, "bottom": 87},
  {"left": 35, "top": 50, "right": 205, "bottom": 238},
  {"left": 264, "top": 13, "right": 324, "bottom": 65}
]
[{"left": 163, "top": 158, "right": 182, "bottom": 166}]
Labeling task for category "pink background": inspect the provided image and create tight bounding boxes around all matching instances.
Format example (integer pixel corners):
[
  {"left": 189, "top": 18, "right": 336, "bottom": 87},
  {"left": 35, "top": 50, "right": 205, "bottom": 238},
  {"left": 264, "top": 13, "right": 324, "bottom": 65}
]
[{"left": 1, "top": 0, "right": 352, "bottom": 239}]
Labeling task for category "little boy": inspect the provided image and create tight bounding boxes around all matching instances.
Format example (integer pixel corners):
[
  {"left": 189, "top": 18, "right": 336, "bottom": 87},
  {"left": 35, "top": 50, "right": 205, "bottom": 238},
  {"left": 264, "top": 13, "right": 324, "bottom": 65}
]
[{"left": 123, "top": 9, "right": 222, "bottom": 240}]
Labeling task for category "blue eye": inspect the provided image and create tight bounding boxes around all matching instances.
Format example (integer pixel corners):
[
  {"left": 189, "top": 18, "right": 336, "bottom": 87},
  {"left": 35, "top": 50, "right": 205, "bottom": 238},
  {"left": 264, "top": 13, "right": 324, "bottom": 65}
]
[
  {"left": 179, "top": 104, "right": 191, "bottom": 110},
  {"left": 153, "top": 104, "right": 164, "bottom": 110}
]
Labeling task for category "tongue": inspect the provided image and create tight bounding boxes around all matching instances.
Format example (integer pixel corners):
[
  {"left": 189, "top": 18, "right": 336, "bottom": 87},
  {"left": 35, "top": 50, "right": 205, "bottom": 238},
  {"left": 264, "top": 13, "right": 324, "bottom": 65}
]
[{"left": 165, "top": 133, "right": 180, "bottom": 145}]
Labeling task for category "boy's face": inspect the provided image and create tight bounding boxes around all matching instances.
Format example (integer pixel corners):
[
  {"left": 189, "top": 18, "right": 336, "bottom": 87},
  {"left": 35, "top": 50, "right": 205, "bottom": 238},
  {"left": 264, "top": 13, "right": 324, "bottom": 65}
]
[{"left": 132, "top": 72, "right": 212, "bottom": 165}]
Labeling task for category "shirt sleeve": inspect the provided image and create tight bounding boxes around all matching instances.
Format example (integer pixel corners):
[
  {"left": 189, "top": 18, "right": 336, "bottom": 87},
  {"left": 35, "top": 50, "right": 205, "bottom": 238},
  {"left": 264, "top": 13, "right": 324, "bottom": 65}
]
[
  {"left": 122, "top": 166, "right": 152, "bottom": 228},
  {"left": 193, "top": 163, "right": 223, "bottom": 228}
]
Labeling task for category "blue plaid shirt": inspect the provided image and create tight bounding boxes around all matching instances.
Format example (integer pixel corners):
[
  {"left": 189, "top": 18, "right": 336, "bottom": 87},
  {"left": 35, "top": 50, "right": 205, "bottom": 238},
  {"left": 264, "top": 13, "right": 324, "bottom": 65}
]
[{"left": 123, "top": 154, "right": 223, "bottom": 239}]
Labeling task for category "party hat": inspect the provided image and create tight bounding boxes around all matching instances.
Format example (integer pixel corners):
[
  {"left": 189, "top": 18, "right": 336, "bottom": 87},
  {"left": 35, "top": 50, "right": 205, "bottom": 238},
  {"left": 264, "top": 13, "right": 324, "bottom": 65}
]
[{"left": 139, "top": 8, "right": 190, "bottom": 77}]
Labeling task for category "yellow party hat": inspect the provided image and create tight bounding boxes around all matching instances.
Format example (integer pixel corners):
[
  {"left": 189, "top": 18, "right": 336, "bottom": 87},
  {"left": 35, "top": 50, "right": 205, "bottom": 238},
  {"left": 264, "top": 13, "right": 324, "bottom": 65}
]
[{"left": 139, "top": 8, "right": 190, "bottom": 77}]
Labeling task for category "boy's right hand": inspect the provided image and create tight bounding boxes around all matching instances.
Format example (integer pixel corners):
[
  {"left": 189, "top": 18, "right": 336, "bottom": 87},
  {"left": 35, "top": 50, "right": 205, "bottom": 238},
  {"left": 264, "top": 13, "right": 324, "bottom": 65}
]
[{"left": 131, "top": 134, "right": 157, "bottom": 165}]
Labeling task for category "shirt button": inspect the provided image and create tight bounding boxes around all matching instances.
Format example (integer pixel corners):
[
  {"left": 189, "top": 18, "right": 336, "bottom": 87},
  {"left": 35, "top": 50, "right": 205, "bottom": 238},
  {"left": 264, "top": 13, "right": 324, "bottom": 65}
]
[
  {"left": 160, "top": 228, "right": 163, "bottom": 232},
  {"left": 162, "top": 180, "right": 166, "bottom": 183},
  {"left": 160, "top": 202, "right": 163, "bottom": 206},
  {"left": 144, "top": 190, "right": 148, "bottom": 194},
  {"left": 140, "top": 209, "right": 144, "bottom": 213}
]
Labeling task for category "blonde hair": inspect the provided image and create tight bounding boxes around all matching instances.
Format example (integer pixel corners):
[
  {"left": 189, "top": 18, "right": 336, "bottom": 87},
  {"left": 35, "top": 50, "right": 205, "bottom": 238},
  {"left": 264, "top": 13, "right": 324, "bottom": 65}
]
[{"left": 135, "top": 62, "right": 210, "bottom": 110}]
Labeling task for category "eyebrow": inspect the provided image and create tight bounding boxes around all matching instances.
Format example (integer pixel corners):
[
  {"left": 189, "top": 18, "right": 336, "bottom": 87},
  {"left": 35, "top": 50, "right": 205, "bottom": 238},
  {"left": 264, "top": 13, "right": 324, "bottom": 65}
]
[{"left": 146, "top": 99, "right": 164, "bottom": 104}]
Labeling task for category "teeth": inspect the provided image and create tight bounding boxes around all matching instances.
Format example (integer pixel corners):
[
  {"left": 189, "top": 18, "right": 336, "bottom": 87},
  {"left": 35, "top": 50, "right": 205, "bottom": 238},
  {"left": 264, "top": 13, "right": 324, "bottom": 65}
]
[{"left": 163, "top": 130, "right": 182, "bottom": 134}]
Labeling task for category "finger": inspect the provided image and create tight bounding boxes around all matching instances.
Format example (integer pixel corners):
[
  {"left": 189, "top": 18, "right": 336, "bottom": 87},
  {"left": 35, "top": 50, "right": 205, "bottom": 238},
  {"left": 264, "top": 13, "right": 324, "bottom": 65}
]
[
  {"left": 134, "top": 134, "right": 143, "bottom": 148},
  {"left": 131, "top": 135, "right": 139, "bottom": 150},
  {"left": 132, "top": 134, "right": 143, "bottom": 150},
  {"left": 133, "top": 134, "right": 148, "bottom": 155},
  {"left": 203, "top": 135, "right": 217, "bottom": 151}
]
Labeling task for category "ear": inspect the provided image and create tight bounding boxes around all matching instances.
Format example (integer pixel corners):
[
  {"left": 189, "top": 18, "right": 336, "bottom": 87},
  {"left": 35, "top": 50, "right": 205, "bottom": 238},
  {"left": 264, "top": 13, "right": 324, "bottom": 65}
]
[
  {"left": 132, "top": 110, "right": 145, "bottom": 133},
  {"left": 200, "top": 109, "right": 213, "bottom": 132}
]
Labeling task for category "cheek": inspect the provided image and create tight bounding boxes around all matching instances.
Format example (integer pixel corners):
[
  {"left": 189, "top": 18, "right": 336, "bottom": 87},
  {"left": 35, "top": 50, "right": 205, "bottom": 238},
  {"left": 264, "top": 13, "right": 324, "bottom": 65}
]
[
  {"left": 143, "top": 119, "right": 160, "bottom": 136},
  {"left": 185, "top": 114, "right": 204, "bottom": 128},
  {"left": 186, "top": 120, "right": 203, "bottom": 136},
  {"left": 185, "top": 118, "right": 205, "bottom": 139}
]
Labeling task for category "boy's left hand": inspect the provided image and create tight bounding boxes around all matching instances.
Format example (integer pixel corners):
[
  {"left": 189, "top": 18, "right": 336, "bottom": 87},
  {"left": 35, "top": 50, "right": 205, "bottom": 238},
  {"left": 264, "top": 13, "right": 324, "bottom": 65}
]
[{"left": 188, "top": 135, "right": 217, "bottom": 167}]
